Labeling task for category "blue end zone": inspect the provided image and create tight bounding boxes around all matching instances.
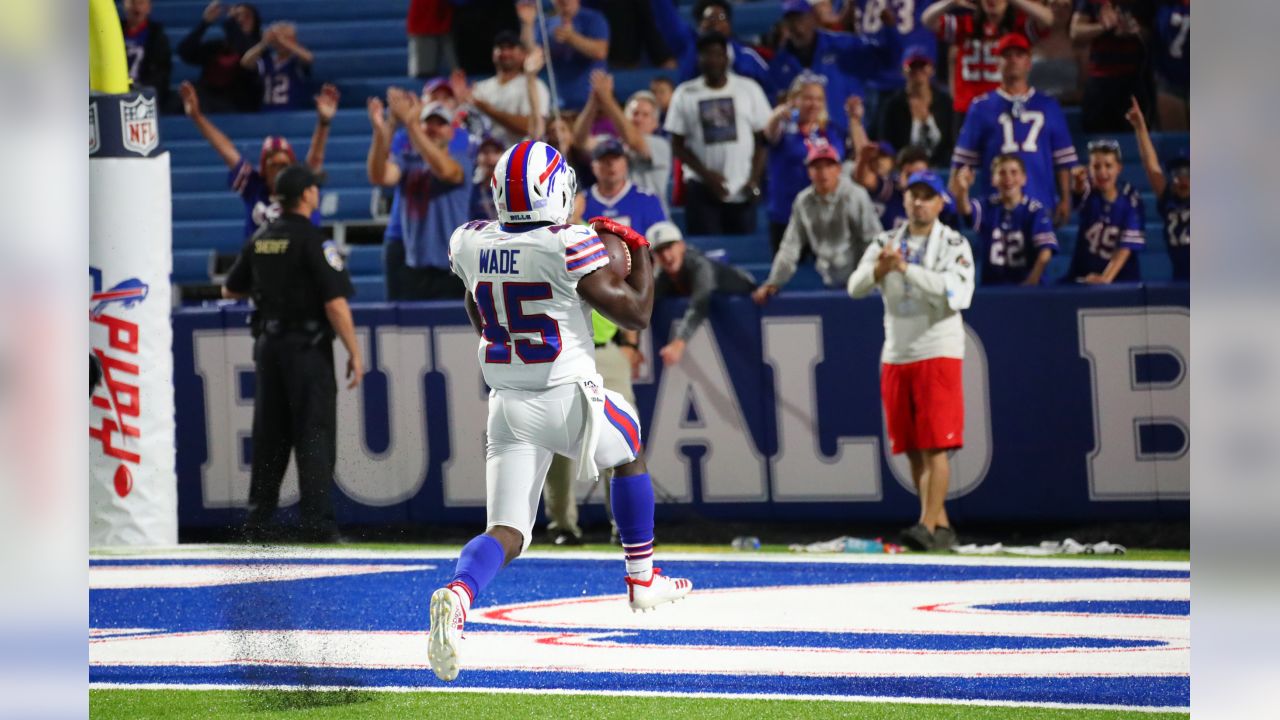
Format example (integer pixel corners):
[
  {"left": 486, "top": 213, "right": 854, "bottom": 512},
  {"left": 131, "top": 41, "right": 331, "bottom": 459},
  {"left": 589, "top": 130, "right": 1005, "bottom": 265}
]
[{"left": 90, "top": 555, "right": 1190, "bottom": 709}]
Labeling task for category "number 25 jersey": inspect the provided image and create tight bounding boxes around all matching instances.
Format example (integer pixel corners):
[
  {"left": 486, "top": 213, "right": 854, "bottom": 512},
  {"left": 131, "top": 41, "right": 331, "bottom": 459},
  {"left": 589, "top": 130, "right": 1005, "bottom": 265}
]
[{"left": 449, "top": 219, "right": 611, "bottom": 392}]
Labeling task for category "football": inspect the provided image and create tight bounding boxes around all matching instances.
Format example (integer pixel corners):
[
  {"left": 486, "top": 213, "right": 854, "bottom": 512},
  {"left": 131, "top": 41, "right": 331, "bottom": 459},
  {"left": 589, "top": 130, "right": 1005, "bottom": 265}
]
[{"left": 599, "top": 230, "right": 632, "bottom": 278}]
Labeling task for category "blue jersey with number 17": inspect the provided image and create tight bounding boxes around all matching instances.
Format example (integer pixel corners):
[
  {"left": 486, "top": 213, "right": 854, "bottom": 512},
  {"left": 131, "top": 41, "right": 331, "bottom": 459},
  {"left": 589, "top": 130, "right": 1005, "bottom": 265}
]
[
  {"left": 952, "top": 89, "right": 1078, "bottom": 209},
  {"left": 449, "top": 219, "right": 610, "bottom": 392}
]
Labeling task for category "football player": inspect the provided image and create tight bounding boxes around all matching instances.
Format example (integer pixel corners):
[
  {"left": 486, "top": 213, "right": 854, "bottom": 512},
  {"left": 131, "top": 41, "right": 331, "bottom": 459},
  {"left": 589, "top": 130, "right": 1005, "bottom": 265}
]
[{"left": 428, "top": 140, "right": 693, "bottom": 682}]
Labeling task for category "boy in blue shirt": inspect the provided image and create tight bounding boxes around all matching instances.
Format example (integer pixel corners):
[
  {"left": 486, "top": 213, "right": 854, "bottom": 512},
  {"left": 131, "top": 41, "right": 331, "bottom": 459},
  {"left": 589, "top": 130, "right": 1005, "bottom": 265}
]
[
  {"left": 1127, "top": 98, "right": 1189, "bottom": 281},
  {"left": 1067, "top": 139, "right": 1145, "bottom": 284},
  {"left": 950, "top": 154, "right": 1058, "bottom": 286}
]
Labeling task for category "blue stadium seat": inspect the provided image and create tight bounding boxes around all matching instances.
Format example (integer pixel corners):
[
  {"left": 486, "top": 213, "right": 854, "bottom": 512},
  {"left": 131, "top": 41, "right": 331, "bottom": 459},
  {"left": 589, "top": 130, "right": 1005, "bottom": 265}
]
[
  {"left": 164, "top": 19, "right": 404, "bottom": 53},
  {"left": 346, "top": 245, "right": 384, "bottom": 275},
  {"left": 684, "top": 235, "right": 774, "bottom": 265},
  {"left": 172, "top": 249, "right": 214, "bottom": 283},
  {"left": 168, "top": 136, "right": 374, "bottom": 166},
  {"left": 152, "top": 0, "right": 404, "bottom": 24},
  {"left": 313, "top": 48, "right": 407, "bottom": 80},
  {"left": 160, "top": 109, "right": 369, "bottom": 142},
  {"left": 173, "top": 219, "right": 247, "bottom": 253},
  {"left": 1140, "top": 250, "right": 1173, "bottom": 282},
  {"left": 170, "top": 161, "right": 370, "bottom": 194},
  {"left": 351, "top": 275, "right": 387, "bottom": 302},
  {"left": 734, "top": 3, "right": 782, "bottom": 41}
]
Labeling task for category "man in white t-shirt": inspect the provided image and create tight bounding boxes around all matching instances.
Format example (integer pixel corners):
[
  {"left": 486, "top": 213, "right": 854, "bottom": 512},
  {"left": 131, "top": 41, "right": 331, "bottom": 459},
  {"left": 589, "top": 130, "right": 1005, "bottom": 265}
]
[
  {"left": 664, "top": 31, "right": 770, "bottom": 235},
  {"left": 455, "top": 30, "right": 551, "bottom": 149},
  {"left": 847, "top": 170, "right": 975, "bottom": 553}
]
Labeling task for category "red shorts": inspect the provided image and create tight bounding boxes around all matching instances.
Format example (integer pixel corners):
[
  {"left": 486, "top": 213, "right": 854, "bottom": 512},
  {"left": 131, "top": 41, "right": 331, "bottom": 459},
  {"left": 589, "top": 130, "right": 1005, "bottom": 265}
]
[{"left": 881, "top": 357, "right": 964, "bottom": 455}]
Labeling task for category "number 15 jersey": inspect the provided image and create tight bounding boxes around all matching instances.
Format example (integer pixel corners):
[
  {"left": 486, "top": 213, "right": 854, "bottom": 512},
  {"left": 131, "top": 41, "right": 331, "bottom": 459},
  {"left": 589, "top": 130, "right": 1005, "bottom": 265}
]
[{"left": 449, "top": 219, "right": 611, "bottom": 392}]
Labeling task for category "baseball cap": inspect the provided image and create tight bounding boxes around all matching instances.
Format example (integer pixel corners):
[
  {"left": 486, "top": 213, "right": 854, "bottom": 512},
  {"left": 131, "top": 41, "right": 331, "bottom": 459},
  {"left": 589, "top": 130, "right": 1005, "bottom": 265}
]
[
  {"left": 420, "top": 100, "right": 452, "bottom": 123},
  {"left": 646, "top": 221, "right": 684, "bottom": 249},
  {"left": 781, "top": 0, "right": 812, "bottom": 16},
  {"left": 1167, "top": 152, "right": 1190, "bottom": 175},
  {"left": 478, "top": 134, "right": 504, "bottom": 152},
  {"left": 905, "top": 170, "right": 947, "bottom": 197},
  {"left": 421, "top": 77, "right": 454, "bottom": 100},
  {"left": 273, "top": 164, "right": 325, "bottom": 205},
  {"left": 994, "top": 33, "right": 1031, "bottom": 56},
  {"left": 592, "top": 137, "right": 627, "bottom": 160},
  {"left": 804, "top": 142, "right": 840, "bottom": 167},
  {"left": 877, "top": 140, "right": 896, "bottom": 158},
  {"left": 493, "top": 30, "right": 521, "bottom": 48},
  {"left": 902, "top": 44, "right": 934, "bottom": 68}
]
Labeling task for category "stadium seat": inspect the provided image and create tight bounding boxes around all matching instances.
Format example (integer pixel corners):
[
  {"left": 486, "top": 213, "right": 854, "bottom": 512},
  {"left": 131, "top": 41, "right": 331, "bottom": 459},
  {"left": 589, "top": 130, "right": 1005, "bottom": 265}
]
[
  {"left": 159, "top": 109, "right": 369, "bottom": 142},
  {"left": 345, "top": 245, "right": 384, "bottom": 275},
  {"left": 164, "top": 19, "right": 404, "bottom": 53},
  {"left": 685, "top": 235, "right": 775, "bottom": 265},
  {"left": 153, "top": 0, "right": 404, "bottom": 25},
  {"left": 351, "top": 275, "right": 386, "bottom": 302},
  {"left": 173, "top": 219, "right": 248, "bottom": 253},
  {"left": 172, "top": 249, "right": 214, "bottom": 283}
]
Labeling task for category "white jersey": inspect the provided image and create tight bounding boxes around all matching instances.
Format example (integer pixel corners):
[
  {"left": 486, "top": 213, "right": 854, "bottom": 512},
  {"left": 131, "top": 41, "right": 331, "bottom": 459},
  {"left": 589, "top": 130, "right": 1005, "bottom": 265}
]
[{"left": 449, "top": 219, "right": 611, "bottom": 391}]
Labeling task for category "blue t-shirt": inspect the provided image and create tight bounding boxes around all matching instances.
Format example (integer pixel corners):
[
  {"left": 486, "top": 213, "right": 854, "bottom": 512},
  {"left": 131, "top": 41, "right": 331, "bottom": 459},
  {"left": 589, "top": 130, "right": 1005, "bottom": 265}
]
[
  {"left": 393, "top": 130, "right": 476, "bottom": 270},
  {"left": 855, "top": 0, "right": 939, "bottom": 92},
  {"left": 768, "top": 28, "right": 898, "bottom": 132},
  {"left": 953, "top": 89, "right": 1078, "bottom": 209},
  {"left": 1158, "top": 187, "right": 1189, "bottom": 282},
  {"left": 678, "top": 39, "right": 774, "bottom": 99},
  {"left": 963, "top": 194, "right": 1058, "bottom": 286},
  {"left": 584, "top": 182, "right": 666, "bottom": 236},
  {"left": 1154, "top": 0, "right": 1190, "bottom": 92},
  {"left": 766, "top": 121, "right": 844, "bottom": 225},
  {"left": 1069, "top": 182, "right": 1145, "bottom": 283},
  {"left": 535, "top": 8, "right": 610, "bottom": 110},
  {"left": 257, "top": 53, "right": 311, "bottom": 111},
  {"left": 228, "top": 158, "right": 322, "bottom": 240}
]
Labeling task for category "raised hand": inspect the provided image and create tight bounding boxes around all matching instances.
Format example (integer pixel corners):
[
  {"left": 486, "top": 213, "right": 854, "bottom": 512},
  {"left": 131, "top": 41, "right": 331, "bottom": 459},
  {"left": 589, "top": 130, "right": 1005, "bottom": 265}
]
[
  {"left": 179, "top": 81, "right": 201, "bottom": 117},
  {"left": 386, "top": 87, "right": 419, "bottom": 125},
  {"left": 590, "top": 69, "right": 615, "bottom": 99},
  {"left": 1124, "top": 96, "right": 1146, "bottom": 131},
  {"left": 201, "top": 0, "right": 224, "bottom": 24},
  {"left": 845, "top": 95, "right": 865, "bottom": 123},
  {"left": 524, "top": 46, "right": 545, "bottom": 75},
  {"left": 515, "top": 0, "right": 537, "bottom": 25},
  {"left": 315, "top": 84, "right": 340, "bottom": 122},
  {"left": 367, "top": 96, "right": 387, "bottom": 130},
  {"left": 954, "top": 165, "right": 975, "bottom": 191}
]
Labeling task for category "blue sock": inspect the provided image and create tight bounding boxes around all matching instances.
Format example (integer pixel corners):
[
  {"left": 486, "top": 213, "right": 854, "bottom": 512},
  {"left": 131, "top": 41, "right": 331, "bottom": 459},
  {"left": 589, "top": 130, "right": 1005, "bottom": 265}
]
[
  {"left": 611, "top": 473, "right": 655, "bottom": 578},
  {"left": 449, "top": 533, "right": 506, "bottom": 602}
]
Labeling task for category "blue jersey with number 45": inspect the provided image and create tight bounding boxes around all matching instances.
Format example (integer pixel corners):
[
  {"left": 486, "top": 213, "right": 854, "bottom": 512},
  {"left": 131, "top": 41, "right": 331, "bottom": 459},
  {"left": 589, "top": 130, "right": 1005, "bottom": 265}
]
[
  {"left": 952, "top": 89, "right": 1078, "bottom": 209},
  {"left": 1069, "top": 182, "right": 1145, "bottom": 283},
  {"left": 449, "top": 219, "right": 610, "bottom": 392}
]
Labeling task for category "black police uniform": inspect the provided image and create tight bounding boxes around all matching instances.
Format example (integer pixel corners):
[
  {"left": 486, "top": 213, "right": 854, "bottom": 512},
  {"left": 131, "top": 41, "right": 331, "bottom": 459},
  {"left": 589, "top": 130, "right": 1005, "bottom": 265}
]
[{"left": 224, "top": 212, "right": 354, "bottom": 540}]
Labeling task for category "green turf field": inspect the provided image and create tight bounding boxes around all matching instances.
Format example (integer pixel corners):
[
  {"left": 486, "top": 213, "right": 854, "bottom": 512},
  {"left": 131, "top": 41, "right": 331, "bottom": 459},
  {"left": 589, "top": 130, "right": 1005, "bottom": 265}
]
[{"left": 89, "top": 689, "right": 1188, "bottom": 719}]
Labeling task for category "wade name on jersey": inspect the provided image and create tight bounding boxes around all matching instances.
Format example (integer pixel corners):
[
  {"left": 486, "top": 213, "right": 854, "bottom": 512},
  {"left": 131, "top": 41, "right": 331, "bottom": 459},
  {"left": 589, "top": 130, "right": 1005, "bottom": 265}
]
[{"left": 449, "top": 220, "right": 610, "bottom": 392}]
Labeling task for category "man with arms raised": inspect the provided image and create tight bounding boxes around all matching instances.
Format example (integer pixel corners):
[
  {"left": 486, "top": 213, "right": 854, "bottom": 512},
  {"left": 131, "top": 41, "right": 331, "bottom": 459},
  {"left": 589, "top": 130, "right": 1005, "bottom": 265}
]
[{"left": 428, "top": 140, "right": 692, "bottom": 682}]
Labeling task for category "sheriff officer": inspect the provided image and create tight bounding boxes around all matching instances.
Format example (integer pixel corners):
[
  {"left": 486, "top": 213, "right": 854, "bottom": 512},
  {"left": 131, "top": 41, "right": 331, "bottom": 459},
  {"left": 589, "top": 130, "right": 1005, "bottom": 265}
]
[{"left": 223, "top": 164, "right": 363, "bottom": 542}]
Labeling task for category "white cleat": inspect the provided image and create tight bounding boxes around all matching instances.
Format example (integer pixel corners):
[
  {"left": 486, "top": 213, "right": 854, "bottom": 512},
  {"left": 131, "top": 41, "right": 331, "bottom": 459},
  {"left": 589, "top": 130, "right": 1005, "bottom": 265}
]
[
  {"left": 625, "top": 568, "right": 692, "bottom": 612},
  {"left": 428, "top": 587, "right": 465, "bottom": 681}
]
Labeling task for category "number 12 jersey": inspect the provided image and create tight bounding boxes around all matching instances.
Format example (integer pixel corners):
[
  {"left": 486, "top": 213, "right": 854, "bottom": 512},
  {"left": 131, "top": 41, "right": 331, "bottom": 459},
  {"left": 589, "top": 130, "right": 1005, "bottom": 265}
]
[{"left": 449, "top": 219, "right": 611, "bottom": 391}]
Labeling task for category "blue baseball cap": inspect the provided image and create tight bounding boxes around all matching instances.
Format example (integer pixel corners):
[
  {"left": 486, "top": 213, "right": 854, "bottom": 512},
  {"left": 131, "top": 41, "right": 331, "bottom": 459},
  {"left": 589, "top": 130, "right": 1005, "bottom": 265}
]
[
  {"left": 592, "top": 136, "right": 626, "bottom": 160},
  {"left": 906, "top": 170, "right": 947, "bottom": 197},
  {"left": 782, "top": 0, "right": 812, "bottom": 16},
  {"left": 876, "top": 140, "right": 896, "bottom": 158},
  {"left": 902, "top": 44, "right": 934, "bottom": 68}
]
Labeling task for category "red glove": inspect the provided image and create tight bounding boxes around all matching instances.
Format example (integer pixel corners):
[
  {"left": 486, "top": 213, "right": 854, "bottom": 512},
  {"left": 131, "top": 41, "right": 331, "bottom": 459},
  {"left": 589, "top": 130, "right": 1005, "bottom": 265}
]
[{"left": 589, "top": 216, "right": 649, "bottom": 251}]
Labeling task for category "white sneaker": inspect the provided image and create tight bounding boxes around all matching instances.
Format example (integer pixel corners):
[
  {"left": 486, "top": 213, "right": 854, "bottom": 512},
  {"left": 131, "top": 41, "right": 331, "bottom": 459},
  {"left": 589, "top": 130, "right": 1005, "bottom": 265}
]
[
  {"left": 428, "top": 587, "right": 465, "bottom": 681},
  {"left": 625, "top": 568, "right": 692, "bottom": 612}
]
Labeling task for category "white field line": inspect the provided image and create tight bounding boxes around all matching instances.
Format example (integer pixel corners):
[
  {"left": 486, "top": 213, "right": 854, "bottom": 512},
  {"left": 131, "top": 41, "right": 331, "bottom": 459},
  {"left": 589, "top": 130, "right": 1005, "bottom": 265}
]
[
  {"left": 87, "top": 682, "right": 1189, "bottom": 713},
  {"left": 89, "top": 546, "right": 1190, "bottom": 572}
]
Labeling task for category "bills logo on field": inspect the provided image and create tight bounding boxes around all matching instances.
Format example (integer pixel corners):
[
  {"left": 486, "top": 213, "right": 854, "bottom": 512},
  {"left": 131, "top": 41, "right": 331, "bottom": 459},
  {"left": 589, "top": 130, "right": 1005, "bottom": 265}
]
[
  {"left": 119, "top": 94, "right": 158, "bottom": 156},
  {"left": 90, "top": 267, "right": 147, "bottom": 497},
  {"left": 89, "top": 101, "right": 100, "bottom": 155}
]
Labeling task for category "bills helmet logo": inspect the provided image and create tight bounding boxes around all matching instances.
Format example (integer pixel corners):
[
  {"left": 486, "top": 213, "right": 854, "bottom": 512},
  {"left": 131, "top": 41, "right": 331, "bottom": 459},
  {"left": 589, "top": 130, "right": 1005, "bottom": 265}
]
[
  {"left": 120, "top": 95, "right": 158, "bottom": 156},
  {"left": 91, "top": 278, "right": 150, "bottom": 317}
]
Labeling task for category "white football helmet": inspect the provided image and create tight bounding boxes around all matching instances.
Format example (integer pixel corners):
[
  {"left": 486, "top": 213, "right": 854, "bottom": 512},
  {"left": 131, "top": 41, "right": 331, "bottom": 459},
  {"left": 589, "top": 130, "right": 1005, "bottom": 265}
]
[{"left": 492, "top": 140, "right": 577, "bottom": 225}]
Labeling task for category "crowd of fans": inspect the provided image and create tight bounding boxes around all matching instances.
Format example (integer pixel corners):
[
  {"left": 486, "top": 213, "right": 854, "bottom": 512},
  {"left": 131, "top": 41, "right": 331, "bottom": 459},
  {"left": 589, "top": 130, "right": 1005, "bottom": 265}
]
[{"left": 130, "top": 0, "right": 1191, "bottom": 317}]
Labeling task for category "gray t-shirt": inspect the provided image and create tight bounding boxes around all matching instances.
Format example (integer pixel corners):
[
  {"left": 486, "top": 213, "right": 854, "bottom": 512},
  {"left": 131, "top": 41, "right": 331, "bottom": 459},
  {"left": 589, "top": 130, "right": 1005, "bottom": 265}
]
[{"left": 627, "top": 134, "right": 671, "bottom": 215}]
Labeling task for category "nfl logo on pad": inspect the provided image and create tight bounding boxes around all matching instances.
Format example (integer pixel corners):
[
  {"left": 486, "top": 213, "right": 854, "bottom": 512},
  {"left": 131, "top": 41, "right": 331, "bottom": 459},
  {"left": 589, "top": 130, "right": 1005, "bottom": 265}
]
[{"left": 119, "top": 95, "right": 158, "bottom": 156}]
